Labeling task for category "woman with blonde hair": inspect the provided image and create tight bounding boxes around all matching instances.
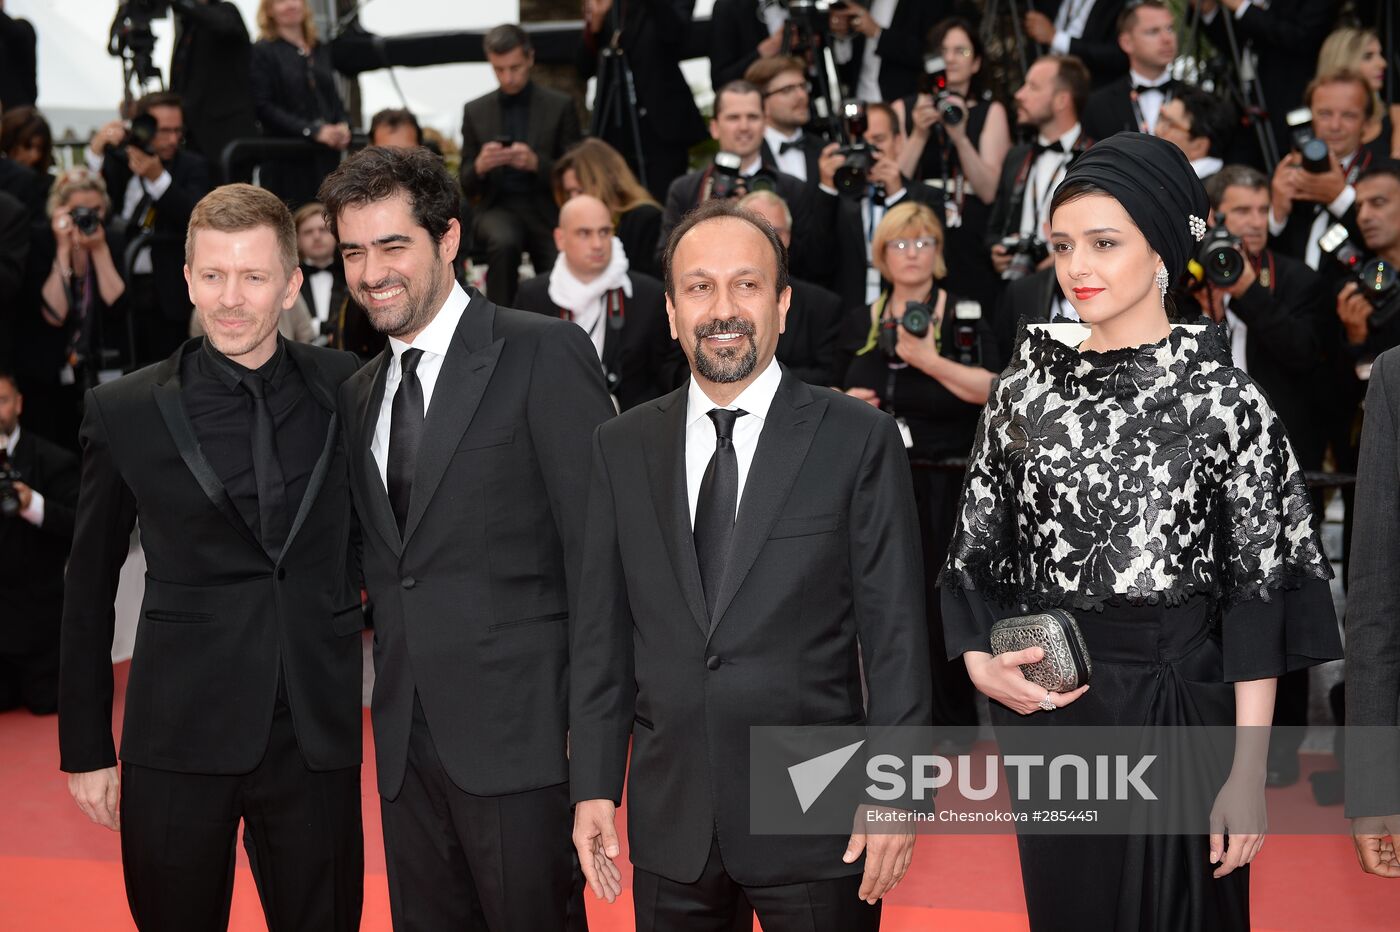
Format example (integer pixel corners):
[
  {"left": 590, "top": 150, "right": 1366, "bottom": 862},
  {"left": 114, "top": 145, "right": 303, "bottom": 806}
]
[
  {"left": 552, "top": 138, "right": 663, "bottom": 277},
  {"left": 840, "top": 199, "right": 1000, "bottom": 739},
  {"left": 1316, "top": 26, "right": 1399, "bottom": 158},
  {"left": 249, "top": 0, "right": 351, "bottom": 206}
]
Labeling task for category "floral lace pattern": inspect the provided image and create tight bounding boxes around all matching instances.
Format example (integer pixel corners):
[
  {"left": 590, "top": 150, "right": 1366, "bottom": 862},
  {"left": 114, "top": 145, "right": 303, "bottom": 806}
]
[{"left": 939, "top": 323, "right": 1332, "bottom": 612}]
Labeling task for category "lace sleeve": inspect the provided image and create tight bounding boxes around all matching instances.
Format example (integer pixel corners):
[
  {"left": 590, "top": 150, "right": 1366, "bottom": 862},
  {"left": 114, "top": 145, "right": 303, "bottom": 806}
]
[{"left": 1217, "top": 382, "right": 1341, "bottom": 680}]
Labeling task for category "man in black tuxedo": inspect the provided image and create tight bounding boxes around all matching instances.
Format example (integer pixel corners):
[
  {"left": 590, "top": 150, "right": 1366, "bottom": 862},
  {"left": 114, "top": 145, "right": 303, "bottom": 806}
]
[
  {"left": 517, "top": 194, "right": 686, "bottom": 410},
  {"left": 570, "top": 198, "right": 931, "bottom": 930},
  {"left": 581, "top": 0, "right": 708, "bottom": 202},
  {"left": 462, "top": 24, "right": 582, "bottom": 306},
  {"left": 87, "top": 92, "right": 212, "bottom": 364},
  {"left": 293, "top": 202, "right": 384, "bottom": 360},
  {"left": 0, "top": 372, "right": 77, "bottom": 714},
  {"left": 659, "top": 81, "right": 825, "bottom": 284},
  {"left": 709, "top": 0, "right": 786, "bottom": 90},
  {"left": 1023, "top": 0, "right": 1128, "bottom": 87},
  {"left": 819, "top": 102, "right": 942, "bottom": 313},
  {"left": 829, "top": 0, "right": 951, "bottom": 102},
  {"left": 320, "top": 146, "right": 615, "bottom": 929},
  {"left": 168, "top": 0, "right": 259, "bottom": 184},
  {"left": 60, "top": 184, "right": 365, "bottom": 931},
  {"left": 747, "top": 55, "right": 827, "bottom": 189},
  {"left": 741, "top": 189, "right": 845, "bottom": 385},
  {"left": 1080, "top": 0, "right": 1177, "bottom": 141}
]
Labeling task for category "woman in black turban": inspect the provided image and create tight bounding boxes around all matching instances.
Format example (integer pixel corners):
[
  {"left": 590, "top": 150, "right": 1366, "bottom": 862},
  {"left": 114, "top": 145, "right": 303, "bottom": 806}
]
[{"left": 939, "top": 133, "right": 1343, "bottom": 930}]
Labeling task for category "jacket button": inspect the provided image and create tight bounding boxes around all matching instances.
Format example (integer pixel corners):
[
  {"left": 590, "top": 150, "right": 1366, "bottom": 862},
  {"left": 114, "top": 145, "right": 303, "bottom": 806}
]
[
  {"left": 706, "top": 655, "right": 722, "bottom": 671},
  {"left": 401, "top": 576, "right": 416, "bottom": 589},
  {"left": 276, "top": 568, "right": 286, "bottom": 581}
]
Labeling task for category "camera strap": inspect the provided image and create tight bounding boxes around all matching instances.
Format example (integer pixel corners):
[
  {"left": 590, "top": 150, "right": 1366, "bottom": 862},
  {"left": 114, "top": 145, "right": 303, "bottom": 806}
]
[{"left": 1252, "top": 250, "right": 1277, "bottom": 293}]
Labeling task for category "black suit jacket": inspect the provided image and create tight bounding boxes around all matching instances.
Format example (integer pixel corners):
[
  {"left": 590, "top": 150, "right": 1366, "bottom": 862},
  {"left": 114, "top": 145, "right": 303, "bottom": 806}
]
[
  {"left": 341, "top": 288, "right": 615, "bottom": 799},
  {"left": 0, "top": 190, "right": 27, "bottom": 369},
  {"left": 570, "top": 369, "right": 932, "bottom": 885},
  {"left": 1080, "top": 74, "right": 1144, "bottom": 141},
  {"left": 460, "top": 82, "right": 581, "bottom": 220},
  {"left": 837, "top": 0, "right": 952, "bottom": 101},
  {"left": 0, "top": 10, "right": 37, "bottom": 110},
  {"left": 780, "top": 278, "right": 844, "bottom": 386},
  {"left": 758, "top": 133, "right": 827, "bottom": 192},
  {"left": 99, "top": 149, "right": 212, "bottom": 324},
  {"left": 169, "top": 1, "right": 260, "bottom": 181},
  {"left": 516, "top": 270, "right": 688, "bottom": 411},
  {"left": 0, "top": 428, "right": 78, "bottom": 652},
  {"left": 59, "top": 340, "right": 364, "bottom": 775},
  {"left": 709, "top": 0, "right": 770, "bottom": 90},
  {"left": 1030, "top": 0, "right": 1128, "bottom": 86},
  {"left": 826, "top": 182, "right": 943, "bottom": 313}
]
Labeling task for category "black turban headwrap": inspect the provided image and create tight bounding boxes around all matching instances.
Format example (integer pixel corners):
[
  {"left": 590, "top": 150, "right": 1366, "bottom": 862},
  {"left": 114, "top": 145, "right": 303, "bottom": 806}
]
[{"left": 1053, "top": 132, "right": 1210, "bottom": 280}]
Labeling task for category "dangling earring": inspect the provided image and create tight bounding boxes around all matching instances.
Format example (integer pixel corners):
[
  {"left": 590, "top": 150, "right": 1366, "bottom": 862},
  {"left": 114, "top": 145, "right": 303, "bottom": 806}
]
[{"left": 1155, "top": 266, "right": 1170, "bottom": 308}]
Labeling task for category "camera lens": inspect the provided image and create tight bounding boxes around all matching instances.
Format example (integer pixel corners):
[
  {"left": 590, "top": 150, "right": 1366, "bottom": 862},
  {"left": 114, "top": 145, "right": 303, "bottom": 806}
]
[
  {"left": 1299, "top": 138, "right": 1331, "bottom": 173},
  {"left": 1205, "top": 246, "right": 1244, "bottom": 286},
  {"left": 1359, "top": 259, "right": 1397, "bottom": 302},
  {"left": 901, "top": 303, "right": 932, "bottom": 338},
  {"left": 940, "top": 99, "right": 964, "bottom": 126}
]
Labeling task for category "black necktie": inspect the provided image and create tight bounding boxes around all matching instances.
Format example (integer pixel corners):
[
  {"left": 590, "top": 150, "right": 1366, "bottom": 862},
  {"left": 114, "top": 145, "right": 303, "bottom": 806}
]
[
  {"left": 240, "top": 370, "right": 290, "bottom": 555},
  {"left": 693, "top": 408, "right": 747, "bottom": 620},
  {"left": 778, "top": 138, "right": 803, "bottom": 155},
  {"left": 387, "top": 348, "right": 425, "bottom": 537}
]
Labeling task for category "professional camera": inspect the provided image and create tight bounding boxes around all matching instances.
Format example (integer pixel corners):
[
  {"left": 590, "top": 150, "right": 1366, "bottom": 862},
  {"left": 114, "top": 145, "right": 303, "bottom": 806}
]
[
  {"left": 1320, "top": 223, "right": 1400, "bottom": 328},
  {"left": 950, "top": 300, "right": 982, "bottom": 367},
  {"left": 70, "top": 207, "right": 102, "bottom": 237},
  {"left": 1001, "top": 235, "right": 1049, "bottom": 281},
  {"left": 877, "top": 300, "right": 934, "bottom": 356},
  {"left": 100, "top": 112, "right": 159, "bottom": 158},
  {"left": 109, "top": 1, "right": 172, "bottom": 94},
  {"left": 0, "top": 450, "right": 21, "bottom": 520},
  {"left": 1285, "top": 107, "right": 1332, "bottom": 174},
  {"left": 918, "top": 56, "right": 964, "bottom": 128},
  {"left": 1189, "top": 223, "right": 1247, "bottom": 287},
  {"left": 708, "top": 152, "right": 780, "bottom": 200},
  {"left": 833, "top": 102, "right": 879, "bottom": 196}
]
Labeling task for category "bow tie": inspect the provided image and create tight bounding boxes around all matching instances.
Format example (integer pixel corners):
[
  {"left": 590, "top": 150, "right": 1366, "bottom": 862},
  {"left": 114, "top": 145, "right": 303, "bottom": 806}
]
[
  {"left": 1133, "top": 79, "right": 1175, "bottom": 95},
  {"left": 778, "top": 138, "right": 804, "bottom": 155},
  {"left": 302, "top": 264, "right": 333, "bottom": 276},
  {"left": 1033, "top": 140, "right": 1065, "bottom": 156}
]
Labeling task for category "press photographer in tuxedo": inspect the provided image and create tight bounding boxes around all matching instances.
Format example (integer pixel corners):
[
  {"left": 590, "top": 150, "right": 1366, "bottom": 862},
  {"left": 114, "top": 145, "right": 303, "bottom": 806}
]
[{"left": 59, "top": 184, "right": 365, "bottom": 931}]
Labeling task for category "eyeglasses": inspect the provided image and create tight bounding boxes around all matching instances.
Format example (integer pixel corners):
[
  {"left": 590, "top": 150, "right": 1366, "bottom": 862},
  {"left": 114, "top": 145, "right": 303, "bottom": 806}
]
[
  {"left": 940, "top": 45, "right": 974, "bottom": 59},
  {"left": 763, "top": 81, "right": 812, "bottom": 99},
  {"left": 886, "top": 238, "right": 938, "bottom": 253}
]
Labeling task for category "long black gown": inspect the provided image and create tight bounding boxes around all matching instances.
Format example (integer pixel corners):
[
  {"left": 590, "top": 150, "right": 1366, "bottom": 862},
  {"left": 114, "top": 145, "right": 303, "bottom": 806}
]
[{"left": 939, "top": 323, "right": 1343, "bottom": 931}]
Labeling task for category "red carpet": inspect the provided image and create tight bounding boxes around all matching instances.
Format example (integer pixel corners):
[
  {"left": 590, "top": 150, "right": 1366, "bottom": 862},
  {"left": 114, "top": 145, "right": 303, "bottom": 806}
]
[{"left": 2, "top": 662, "right": 1395, "bottom": 930}]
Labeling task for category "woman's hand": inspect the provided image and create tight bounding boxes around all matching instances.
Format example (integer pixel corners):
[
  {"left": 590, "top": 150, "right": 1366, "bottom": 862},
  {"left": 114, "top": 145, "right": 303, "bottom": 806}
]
[
  {"left": 963, "top": 648, "right": 1089, "bottom": 715},
  {"left": 894, "top": 321, "right": 940, "bottom": 372},
  {"left": 1209, "top": 771, "right": 1267, "bottom": 878},
  {"left": 910, "top": 94, "right": 939, "bottom": 133}
]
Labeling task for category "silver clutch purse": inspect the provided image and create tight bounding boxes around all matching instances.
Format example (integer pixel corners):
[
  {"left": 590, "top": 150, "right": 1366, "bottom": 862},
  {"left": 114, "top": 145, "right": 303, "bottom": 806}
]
[{"left": 989, "top": 609, "right": 1092, "bottom": 692}]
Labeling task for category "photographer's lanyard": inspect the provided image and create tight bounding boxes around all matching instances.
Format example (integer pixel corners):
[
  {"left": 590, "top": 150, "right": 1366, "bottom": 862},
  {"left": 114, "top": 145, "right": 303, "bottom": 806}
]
[
  {"left": 856, "top": 289, "right": 940, "bottom": 357},
  {"left": 1129, "top": 89, "right": 1150, "bottom": 136},
  {"left": 1012, "top": 147, "right": 1070, "bottom": 239},
  {"left": 938, "top": 131, "right": 965, "bottom": 230}
]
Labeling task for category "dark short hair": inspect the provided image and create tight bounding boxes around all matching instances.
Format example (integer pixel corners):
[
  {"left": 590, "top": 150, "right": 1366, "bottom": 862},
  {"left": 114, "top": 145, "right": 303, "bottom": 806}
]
[
  {"left": 865, "top": 102, "right": 900, "bottom": 138},
  {"left": 1118, "top": 0, "right": 1170, "bottom": 35},
  {"left": 929, "top": 17, "right": 988, "bottom": 96},
  {"left": 1358, "top": 159, "right": 1400, "bottom": 189},
  {"left": 1044, "top": 54, "right": 1090, "bottom": 119},
  {"left": 714, "top": 80, "right": 763, "bottom": 119},
  {"left": 1205, "top": 164, "right": 1269, "bottom": 209},
  {"left": 134, "top": 91, "right": 182, "bottom": 117},
  {"left": 317, "top": 146, "right": 461, "bottom": 244},
  {"left": 1174, "top": 85, "right": 1234, "bottom": 158},
  {"left": 369, "top": 108, "right": 424, "bottom": 146},
  {"left": 483, "top": 23, "right": 531, "bottom": 56},
  {"left": 0, "top": 368, "right": 17, "bottom": 392},
  {"left": 663, "top": 199, "right": 789, "bottom": 303},
  {"left": 744, "top": 56, "right": 807, "bottom": 91},
  {"left": 0, "top": 106, "right": 53, "bottom": 170}
]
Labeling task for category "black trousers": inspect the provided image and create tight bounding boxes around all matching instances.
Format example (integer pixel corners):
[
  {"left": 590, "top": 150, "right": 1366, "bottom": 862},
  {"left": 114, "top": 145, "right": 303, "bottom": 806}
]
[
  {"left": 632, "top": 836, "right": 881, "bottom": 932},
  {"left": 380, "top": 696, "right": 584, "bottom": 931},
  {"left": 472, "top": 199, "right": 557, "bottom": 307},
  {"left": 118, "top": 698, "right": 363, "bottom": 932}
]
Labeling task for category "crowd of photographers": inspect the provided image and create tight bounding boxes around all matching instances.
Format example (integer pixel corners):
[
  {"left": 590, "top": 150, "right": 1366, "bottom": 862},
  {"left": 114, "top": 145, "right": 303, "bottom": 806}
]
[{"left": 0, "top": 0, "right": 1398, "bottom": 777}]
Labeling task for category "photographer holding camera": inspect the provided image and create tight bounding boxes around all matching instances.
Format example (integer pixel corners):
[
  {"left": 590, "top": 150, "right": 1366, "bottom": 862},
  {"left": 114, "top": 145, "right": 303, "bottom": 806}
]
[
  {"left": 168, "top": 0, "right": 259, "bottom": 184},
  {"left": 839, "top": 201, "right": 998, "bottom": 734},
  {"left": 0, "top": 370, "right": 78, "bottom": 716},
  {"left": 1268, "top": 71, "right": 1383, "bottom": 270},
  {"left": 1335, "top": 162, "right": 1400, "bottom": 358},
  {"left": 87, "top": 92, "right": 211, "bottom": 365}
]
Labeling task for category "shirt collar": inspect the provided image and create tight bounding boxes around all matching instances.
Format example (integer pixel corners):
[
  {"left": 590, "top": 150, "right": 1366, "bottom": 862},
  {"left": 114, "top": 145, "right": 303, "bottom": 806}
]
[
  {"left": 1037, "top": 123, "right": 1082, "bottom": 151},
  {"left": 764, "top": 126, "right": 803, "bottom": 149},
  {"left": 686, "top": 356, "right": 783, "bottom": 430},
  {"left": 1129, "top": 69, "right": 1171, "bottom": 89},
  {"left": 199, "top": 335, "right": 288, "bottom": 391},
  {"left": 2, "top": 425, "right": 18, "bottom": 455},
  {"left": 1192, "top": 156, "right": 1223, "bottom": 179},
  {"left": 388, "top": 280, "right": 470, "bottom": 364}
]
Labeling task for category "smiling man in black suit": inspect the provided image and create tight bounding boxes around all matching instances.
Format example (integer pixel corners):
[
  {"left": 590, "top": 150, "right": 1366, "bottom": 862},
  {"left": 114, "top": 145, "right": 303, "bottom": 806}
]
[{"left": 570, "top": 198, "right": 932, "bottom": 930}]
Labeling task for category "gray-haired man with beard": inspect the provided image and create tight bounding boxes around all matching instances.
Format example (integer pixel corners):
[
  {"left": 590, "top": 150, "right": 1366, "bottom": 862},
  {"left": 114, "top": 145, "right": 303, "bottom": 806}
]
[
  {"left": 321, "top": 147, "right": 614, "bottom": 928},
  {"left": 570, "top": 199, "right": 932, "bottom": 930}
]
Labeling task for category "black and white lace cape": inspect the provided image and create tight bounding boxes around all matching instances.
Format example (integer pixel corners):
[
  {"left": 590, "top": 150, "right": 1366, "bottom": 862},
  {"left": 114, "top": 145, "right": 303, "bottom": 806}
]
[{"left": 939, "top": 322, "right": 1333, "bottom": 613}]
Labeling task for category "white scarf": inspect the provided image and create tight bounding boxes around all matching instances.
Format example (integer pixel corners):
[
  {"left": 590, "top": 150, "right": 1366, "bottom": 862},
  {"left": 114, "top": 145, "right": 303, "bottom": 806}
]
[{"left": 547, "top": 238, "right": 633, "bottom": 349}]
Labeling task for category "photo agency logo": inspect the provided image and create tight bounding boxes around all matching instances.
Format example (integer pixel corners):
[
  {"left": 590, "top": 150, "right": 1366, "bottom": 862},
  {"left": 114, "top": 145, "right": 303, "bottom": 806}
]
[{"left": 750, "top": 726, "right": 1358, "bottom": 836}]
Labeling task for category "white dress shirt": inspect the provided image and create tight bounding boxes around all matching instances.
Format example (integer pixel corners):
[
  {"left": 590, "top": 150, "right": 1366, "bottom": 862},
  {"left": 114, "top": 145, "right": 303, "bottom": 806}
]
[
  {"left": 84, "top": 149, "right": 172, "bottom": 275},
  {"left": 833, "top": 0, "right": 897, "bottom": 103},
  {"left": 1019, "top": 124, "right": 1083, "bottom": 240},
  {"left": 2, "top": 426, "right": 45, "bottom": 527},
  {"left": 685, "top": 357, "right": 783, "bottom": 526},
  {"left": 764, "top": 126, "right": 808, "bottom": 181},
  {"left": 1224, "top": 300, "right": 1249, "bottom": 373},
  {"left": 1267, "top": 151, "right": 1359, "bottom": 271},
  {"left": 305, "top": 266, "right": 335, "bottom": 322},
  {"left": 371, "top": 281, "right": 470, "bottom": 488},
  {"left": 1127, "top": 69, "right": 1172, "bottom": 134},
  {"left": 1192, "top": 156, "right": 1224, "bottom": 180},
  {"left": 1050, "top": 0, "right": 1098, "bottom": 52}
]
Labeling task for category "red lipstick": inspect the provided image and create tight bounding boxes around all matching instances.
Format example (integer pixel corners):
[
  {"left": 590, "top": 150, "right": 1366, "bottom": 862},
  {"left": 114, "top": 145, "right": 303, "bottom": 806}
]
[{"left": 1072, "top": 287, "right": 1104, "bottom": 300}]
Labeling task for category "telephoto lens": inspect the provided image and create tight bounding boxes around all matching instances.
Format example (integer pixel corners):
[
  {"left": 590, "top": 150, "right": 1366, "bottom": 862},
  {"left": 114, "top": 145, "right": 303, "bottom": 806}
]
[{"left": 1195, "top": 227, "right": 1246, "bottom": 286}]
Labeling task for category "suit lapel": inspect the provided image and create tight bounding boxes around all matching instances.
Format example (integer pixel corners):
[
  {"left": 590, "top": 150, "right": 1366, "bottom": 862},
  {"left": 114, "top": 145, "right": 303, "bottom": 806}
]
[
  {"left": 150, "top": 345, "right": 266, "bottom": 557},
  {"left": 278, "top": 342, "right": 339, "bottom": 558},
  {"left": 355, "top": 347, "right": 402, "bottom": 555},
  {"left": 644, "top": 388, "right": 710, "bottom": 637},
  {"left": 402, "top": 296, "right": 503, "bottom": 544},
  {"left": 707, "top": 371, "right": 825, "bottom": 639}
]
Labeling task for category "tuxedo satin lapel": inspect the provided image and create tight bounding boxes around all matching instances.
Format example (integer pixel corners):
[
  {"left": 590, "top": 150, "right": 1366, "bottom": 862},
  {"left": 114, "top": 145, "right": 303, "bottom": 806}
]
[
  {"left": 279, "top": 343, "right": 339, "bottom": 558},
  {"left": 402, "top": 308, "right": 504, "bottom": 545},
  {"left": 151, "top": 371, "right": 266, "bottom": 558},
  {"left": 707, "top": 372, "right": 825, "bottom": 639},
  {"left": 357, "top": 348, "right": 401, "bottom": 556},
  {"left": 644, "top": 390, "right": 710, "bottom": 637}
]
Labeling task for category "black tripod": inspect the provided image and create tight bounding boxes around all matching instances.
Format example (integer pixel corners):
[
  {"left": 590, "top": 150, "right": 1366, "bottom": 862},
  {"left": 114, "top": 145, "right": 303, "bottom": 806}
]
[
  {"left": 589, "top": 6, "right": 648, "bottom": 191},
  {"left": 1181, "top": 0, "right": 1279, "bottom": 171},
  {"left": 783, "top": 0, "right": 848, "bottom": 142},
  {"left": 982, "top": 0, "right": 1032, "bottom": 78}
]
